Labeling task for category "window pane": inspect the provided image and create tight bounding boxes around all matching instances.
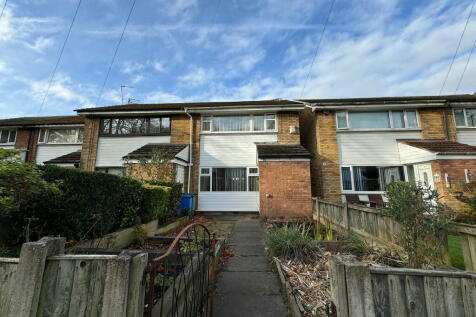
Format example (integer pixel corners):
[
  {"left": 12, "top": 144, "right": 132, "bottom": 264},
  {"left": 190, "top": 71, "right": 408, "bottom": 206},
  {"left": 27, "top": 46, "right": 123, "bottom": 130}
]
[
  {"left": 161, "top": 117, "right": 170, "bottom": 133},
  {"left": 336, "top": 111, "right": 348, "bottom": 128},
  {"left": 379, "top": 166, "right": 404, "bottom": 191},
  {"left": 212, "top": 116, "right": 250, "bottom": 132},
  {"left": 200, "top": 176, "right": 210, "bottom": 191},
  {"left": 202, "top": 117, "right": 211, "bottom": 131},
  {"left": 454, "top": 109, "right": 466, "bottom": 126},
  {"left": 467, "top": 109, "right": 476, "bottom": 127},
  {"left": 353, "top": 166, "right": 380, "bottom": 191},
  {"left": 266, "top": 119, "right": 276, "bottom": 130},
  {"left": 129, "top": 118, "right": 146, "bottom": 134},
  {"left": 47, "top": 129, "right": 78, "bottom": 143},
  {"left": 406, "top": 111, "right": 418, "bottom": 128},
  {"left": 149, "top": 118, "right": 161, "bottom": 133},
  {"left": 248, "top": 176, "right": 259, "bottom": 191},
  {"left": 392, "top": 111, "right": 405, "bottom": 128},
  {"left": 341, "top": 167, "right": 352, "bottom": 190},
  {"left": 101, "top": 119, "right": 111, "bottom": 134},
  {"left": 212, "top": 168, "right": 247, "bottom": 191},
  {"left": 348, "top": 112, "right": 390, "bottom": 129},
  {"left": 8, "top": 130, "right": 16, "bottom": 143},
  {"left": 0, "top": 130, "right": 8, "bottom": 143},
  {"left": 111, "top": 119, "right": 125, "bottom": 134},
  {"left": 201, "top": 168, "right": 210, "bottom": 174},
  {"left": 249, "top": 167, "right": 258, "bottom": 174},
  {"left": 406, "top": 165, "right": 416, "bottom": 185},
  {"left": 39, "top": 129, "right": 46, "bottom": 143},
  {"left": 253, "top": 115, "right": 264, "bottom": 131},
  {"left": 77, "top": 129, "right": 83, "bottom": 143}
]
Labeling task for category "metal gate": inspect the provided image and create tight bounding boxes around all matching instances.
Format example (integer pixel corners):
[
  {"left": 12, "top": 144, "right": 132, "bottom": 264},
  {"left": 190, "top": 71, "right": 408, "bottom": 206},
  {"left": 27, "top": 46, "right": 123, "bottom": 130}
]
[{"left": 144, "top": 223, "right": 216, "bottom": 317}]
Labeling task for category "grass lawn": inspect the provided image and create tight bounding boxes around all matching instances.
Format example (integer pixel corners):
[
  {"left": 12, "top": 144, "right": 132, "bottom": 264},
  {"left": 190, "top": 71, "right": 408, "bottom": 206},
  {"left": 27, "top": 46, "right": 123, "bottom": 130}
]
[{"left": 448, "top": 235, "right": 465, "bottom": 270}]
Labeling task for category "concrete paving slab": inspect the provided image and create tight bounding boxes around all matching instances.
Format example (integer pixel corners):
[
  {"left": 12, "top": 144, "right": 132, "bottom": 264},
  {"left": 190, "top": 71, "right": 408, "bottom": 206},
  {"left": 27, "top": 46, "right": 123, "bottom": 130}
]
[
  {"left": 231, "top": 244, "right": 267, "bottom": 256},
  {"left": 228, "top": 233, "right": 264, "bottom": 246},
  {"left": 217, "top": 271, "right": 281, "bottom": 295},
  {"left": 214, "top": 294, "right": 287, "bottom": 317},
  {"left": 222, "top": 256, "right": 271, "bottom": 272}
]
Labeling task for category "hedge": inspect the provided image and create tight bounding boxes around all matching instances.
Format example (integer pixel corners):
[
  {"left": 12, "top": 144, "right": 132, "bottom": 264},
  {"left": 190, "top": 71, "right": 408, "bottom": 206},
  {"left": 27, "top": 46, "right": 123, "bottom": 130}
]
[
  {"left": 147, "top": 180, "right": 183, "bottom": 221},
  {"left": 34, "top": 165, "right": 172, "bottom": 241}
]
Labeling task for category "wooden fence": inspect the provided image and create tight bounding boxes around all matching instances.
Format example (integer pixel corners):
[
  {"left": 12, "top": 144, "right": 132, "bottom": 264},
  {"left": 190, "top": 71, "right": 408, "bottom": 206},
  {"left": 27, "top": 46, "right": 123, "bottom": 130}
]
[
  {"left": 0, "top": 237, "right": 148, "bottom": 317},
  {"left": 313, "top": 197, "right": 476, "bottom": 271},
  {"left": 330, "top": 255, "right": 476, "bottom": 317}
]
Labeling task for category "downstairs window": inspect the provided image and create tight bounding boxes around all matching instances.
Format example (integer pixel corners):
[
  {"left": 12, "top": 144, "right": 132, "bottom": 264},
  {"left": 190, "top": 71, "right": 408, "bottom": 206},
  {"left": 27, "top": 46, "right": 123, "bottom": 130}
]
[
  {"left": 341, "top": 166, "right": 405, "bottom": 191},
  {"left": 200, "top": 167, "right": 259, "bottom": 192}
]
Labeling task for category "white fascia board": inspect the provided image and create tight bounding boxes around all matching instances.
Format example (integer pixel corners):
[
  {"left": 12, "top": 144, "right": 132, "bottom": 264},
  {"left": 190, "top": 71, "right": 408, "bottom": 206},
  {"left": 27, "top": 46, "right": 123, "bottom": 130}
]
[
  {"left": 449, "top": 102, "right": 476, "bottom": 107},
  {"left": 314, "top": 103, "right": 445, "bottom": 111},
  {"left": 76, "top": 110, "right": 185, "bottom": 116},
  {"left": 187, "top": 105, "right": 304, "bottom": 114},
  {"left": 436, "top": 154, "right": 476, "bottom": 159},
  {"left": 258, "top": 158, "right": 310, "bottom": 162},
  {"left": 32, "top": 124, "right": 84, "bottom": 128}
]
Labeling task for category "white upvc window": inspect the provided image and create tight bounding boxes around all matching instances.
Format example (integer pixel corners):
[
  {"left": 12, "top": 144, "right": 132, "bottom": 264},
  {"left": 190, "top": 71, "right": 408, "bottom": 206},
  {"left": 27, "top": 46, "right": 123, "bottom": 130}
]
[
  {"left": 340, "top": 165, "right": 406, "bottom": 192},
  {"left": 453, "top": 108, "right": 476, "bottom": 127},
  {"left": 336, "top": 110, "right": 419, "bottom": 130},
  {"left": 199, "top": 167, "right": 259, "bottom": 192},
  {"left": 201, "top": 114, "right": 277, "bottom": 133},
  {"left": 38, "top": 128, "right": 83, "bottom": 144},
  {"left": 0, "top": 129, "right": 16, "bottom": 144}
]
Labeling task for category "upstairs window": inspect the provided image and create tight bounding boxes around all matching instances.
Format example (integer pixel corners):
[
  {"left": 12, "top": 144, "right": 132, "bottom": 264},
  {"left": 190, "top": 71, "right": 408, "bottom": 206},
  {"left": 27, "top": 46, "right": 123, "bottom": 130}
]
[
  {"left": 454, "top": 108, "right": 476, "bottom": 127},
  {"left": 0, "top": 129, "right": 16, "bottom": 144},
  {"left": 38, "top": 128, "right": 83, "bottom": 144},
  {"left": 336, "top": 110, "right": 419, "bottom": 130},
  {"left": 201, "top": 114, "right": 277, "bottom": 133},
  {"left": 100, "top": 117, "right": 171, "bottom": 135}
]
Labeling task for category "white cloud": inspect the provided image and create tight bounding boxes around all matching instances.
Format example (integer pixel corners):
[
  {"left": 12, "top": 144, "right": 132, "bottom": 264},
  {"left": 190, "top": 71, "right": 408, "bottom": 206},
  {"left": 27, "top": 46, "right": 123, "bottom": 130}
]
[
  {"left": 153, "top": 61, "right": 165, "bottom": 72},
  {"left": 144, "top": 91, "right": 185, "bottom": 103},
  {"left": 179, "top": 67, "right": 214, "bottom": 86},
  {"left": 131, "top": 74, "right": 144, "bottom": 84},
  {"left": 24, "top": 36, "right": 54, "bottom": 53},
  {"left": 121, "top": 61, "right": 145, "bottom": 74}
]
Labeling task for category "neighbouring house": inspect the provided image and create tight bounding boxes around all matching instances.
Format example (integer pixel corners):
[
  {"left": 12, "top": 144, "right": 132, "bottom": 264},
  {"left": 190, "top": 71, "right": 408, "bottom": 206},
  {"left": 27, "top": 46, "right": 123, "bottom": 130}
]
[
  {"left": 300, "top": 94, "right": 476, "bottom": 209},
  {"left": 0, "top": 116, "right": 84, "bottom": 166},
  {"left": 75, "top": 100, "right": 313, "bottom": 217}
]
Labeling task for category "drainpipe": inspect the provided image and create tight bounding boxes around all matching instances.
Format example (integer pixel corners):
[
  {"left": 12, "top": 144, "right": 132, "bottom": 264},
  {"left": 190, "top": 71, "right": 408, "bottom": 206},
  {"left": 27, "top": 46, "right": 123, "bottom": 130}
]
[
  {"left": 184, "top": 107, "right": 193, "bottom": 193},
  {"left": 285, "top": 99, "right": 318, "bottom": 112},
  {"left": 443, "top": 101, "right": 451, "bottom": 140}
]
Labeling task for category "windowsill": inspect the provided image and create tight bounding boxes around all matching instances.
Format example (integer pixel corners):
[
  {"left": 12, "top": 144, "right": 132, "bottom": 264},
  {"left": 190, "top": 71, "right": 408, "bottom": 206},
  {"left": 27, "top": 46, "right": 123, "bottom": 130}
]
[
  {"left": 456, "top": 127, "right": 476, "bottom": 130},
  {"left": 38, "top": 143, "right": 82, "bottom": 146},
  {"left": 99, "top": 133, "right": 171, "bottom": 137},
  {"left": 342, "top": 191, "right": 386, "bottom": 194},
  {"left": 336, "top": 128, "right": 421, "bottom": 133},
  {"left": 201, "top": 131, "right": 278, "bottom": 135},
  {"left": 0, "top": 143, "right": 15, "bottom": 145}
]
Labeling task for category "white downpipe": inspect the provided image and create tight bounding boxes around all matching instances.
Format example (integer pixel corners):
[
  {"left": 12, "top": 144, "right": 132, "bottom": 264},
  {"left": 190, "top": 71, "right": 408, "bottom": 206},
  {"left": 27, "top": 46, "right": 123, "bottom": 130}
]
[{"left": 184, "top": 107, "right": 193, "bottom": 193}]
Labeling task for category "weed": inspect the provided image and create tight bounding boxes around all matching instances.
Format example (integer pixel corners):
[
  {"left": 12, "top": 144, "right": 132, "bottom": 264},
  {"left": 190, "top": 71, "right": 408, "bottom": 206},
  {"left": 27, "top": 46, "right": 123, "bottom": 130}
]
[{"left": 265, "top": 223, "right": 320, "bottom": 260}]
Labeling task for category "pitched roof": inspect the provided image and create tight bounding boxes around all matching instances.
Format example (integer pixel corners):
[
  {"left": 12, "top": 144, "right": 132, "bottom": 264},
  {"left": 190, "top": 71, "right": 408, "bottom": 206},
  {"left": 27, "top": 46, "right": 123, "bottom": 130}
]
[
  {"left": 256, "top": 143, "right": 311, "bottom": 159},
  {"left": 0, "top": 116, "right": 84, "bottom": 127},
  {"left": 398, "top": 139, "right": 476, "bottom": 154},
  {"left": 44, "top": 150, "right": 82, "bottom": 164},
  {"left": 75, "top": 94, "right": 476, "bottom": 113},
  {"left": 76, "top": 99, "right": 300, "bottom": 113},
  {"left": 123, "top": 143, "right": 189, "bottom": 160}
]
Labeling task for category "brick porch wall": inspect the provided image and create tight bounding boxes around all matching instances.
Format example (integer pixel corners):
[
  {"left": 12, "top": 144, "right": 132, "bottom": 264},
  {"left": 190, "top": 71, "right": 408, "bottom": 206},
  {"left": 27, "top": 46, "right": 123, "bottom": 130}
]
[
  {"left": 431, "top": 159, "right": 476, "bottom": 209},
  {"left": 278, "top": 111, "right": 300, "bottom": 143},
  {"left": 259, "top": 160, "right": 312, "bottom": 218}
]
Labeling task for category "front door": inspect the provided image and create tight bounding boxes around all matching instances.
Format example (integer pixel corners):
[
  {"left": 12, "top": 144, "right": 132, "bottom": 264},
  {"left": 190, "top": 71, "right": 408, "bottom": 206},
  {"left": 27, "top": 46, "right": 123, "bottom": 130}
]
[{"left": 414, "top": 163, "right": 434, "bottom": 189}]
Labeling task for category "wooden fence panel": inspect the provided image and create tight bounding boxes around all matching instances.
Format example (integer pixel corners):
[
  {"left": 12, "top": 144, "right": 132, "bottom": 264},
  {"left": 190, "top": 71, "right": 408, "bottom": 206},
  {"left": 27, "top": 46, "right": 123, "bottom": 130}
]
[
  {"left": 0, "top": 259, "right": 18, "bottom": 316},
  {"left": 330, "top": 256, "right": 476, "bottom": 317}
]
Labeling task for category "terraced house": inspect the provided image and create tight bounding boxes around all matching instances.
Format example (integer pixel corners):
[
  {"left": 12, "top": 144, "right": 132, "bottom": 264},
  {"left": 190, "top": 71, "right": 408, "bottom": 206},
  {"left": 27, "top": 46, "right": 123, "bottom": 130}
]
[{"left": 2, "top": 94, "right": 476, "bottom": 216}]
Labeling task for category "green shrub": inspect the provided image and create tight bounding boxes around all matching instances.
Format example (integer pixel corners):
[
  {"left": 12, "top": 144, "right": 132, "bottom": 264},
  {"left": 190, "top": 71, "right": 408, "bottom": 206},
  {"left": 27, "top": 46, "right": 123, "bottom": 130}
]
[
  {"left": 265, "top": 223, "right": 320, "bottom": 260},
  {"left": 341, "top": 233, "right": 370, "bottom": 255},
  {"left": 142, "top": 184, "right": 171, "bottom": 222},
  {"left": 147, "top": 180, "right": 182, "bottom": 220}
]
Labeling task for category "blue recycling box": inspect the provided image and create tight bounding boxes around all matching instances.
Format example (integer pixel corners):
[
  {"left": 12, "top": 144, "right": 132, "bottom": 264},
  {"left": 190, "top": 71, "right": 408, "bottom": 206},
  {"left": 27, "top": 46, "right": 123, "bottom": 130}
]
[{"left": 179, "top": 194, "right": 194, "bottom": 216}]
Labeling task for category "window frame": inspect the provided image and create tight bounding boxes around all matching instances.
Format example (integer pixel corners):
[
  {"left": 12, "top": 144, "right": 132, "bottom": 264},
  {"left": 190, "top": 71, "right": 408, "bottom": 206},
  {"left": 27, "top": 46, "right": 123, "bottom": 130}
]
[
  {"left": 453, "top": 108, "right": 476, "bottom": 128},
  {"left": 340, "top": 165, "right": 406, "bottom": 193},
  {"left": 0, "top": 129, "right": 16, "bottom": 145},
  {"left": 199, "top": 166, "right": 259, "bottom": 192},
  {"left": 99, "top": 116, "right": 172, "bottom": 136},
  {"left": 336, "top": 110, "right": 420, "bottom": 130},
  {"left": 37, "top": 128, "right": 83, "bottom": 144},
  {"left": 201, "top": 114, "right": 277, "bottom": 133}
]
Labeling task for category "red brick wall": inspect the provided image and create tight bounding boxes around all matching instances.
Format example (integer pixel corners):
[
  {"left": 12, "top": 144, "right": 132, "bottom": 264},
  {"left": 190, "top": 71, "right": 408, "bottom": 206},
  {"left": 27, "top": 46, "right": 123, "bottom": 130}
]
[
  {"left": 80, "top": 117, "right": 100, "bottom": 171},
  {"left": 15, "top": 128, "right": 39, "bottom": 162},
  {"left": 431, "top": 159, "right": 476, "bottom": 209},
  {"left": 259, "top": 160, "right": 312, "bottom": 219},
  {"left": 277, "top": 111, "right": 300, "bottom": 143}
]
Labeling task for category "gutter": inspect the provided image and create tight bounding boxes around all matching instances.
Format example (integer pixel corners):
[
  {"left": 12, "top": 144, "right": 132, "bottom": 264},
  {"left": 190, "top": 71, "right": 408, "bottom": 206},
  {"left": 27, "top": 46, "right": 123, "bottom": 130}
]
[{"left": 184, "top": 107, "right": 193, "bottom": 193}]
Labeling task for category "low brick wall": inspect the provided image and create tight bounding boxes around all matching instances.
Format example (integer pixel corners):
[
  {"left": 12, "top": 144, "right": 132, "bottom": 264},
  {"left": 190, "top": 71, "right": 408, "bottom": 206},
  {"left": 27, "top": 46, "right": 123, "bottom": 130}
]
[{"left": 259, "top": 160, "right": 312, "bottom": 218}]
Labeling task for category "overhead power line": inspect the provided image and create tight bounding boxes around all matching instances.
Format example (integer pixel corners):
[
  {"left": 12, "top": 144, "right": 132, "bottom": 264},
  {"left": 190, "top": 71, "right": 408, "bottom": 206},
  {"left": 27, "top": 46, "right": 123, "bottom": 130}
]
[
  {"left": 38, "top": 0, "right": 83, "bottom": 114},
  {"left": 299, "top": 0, "right": 336, "bottom": 98},
  {"left": 455, "top": 38, "right": 476, "bottom": 93},
  {"left": 0, "top": 0, "right": 7, "bottom": 21},
  {"left": 96, "top": 0, "right": 137, "bottom": 106},
  {"left": 439, "top": 0, "right": 475, "bottom": 95}
]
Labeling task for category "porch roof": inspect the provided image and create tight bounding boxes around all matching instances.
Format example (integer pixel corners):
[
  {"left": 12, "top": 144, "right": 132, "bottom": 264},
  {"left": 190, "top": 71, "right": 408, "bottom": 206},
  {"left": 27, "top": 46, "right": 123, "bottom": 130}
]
[
  {"left": 123, "top": 143, "right": 189, "bottom": 161},
  {"left": 44, "top": 150, "right": 81, "bottom": 164},
  {"left": 397, "top": 139, "right": 476, "bottom": 155},
  {"left": 256, "top": 143, "right": 311, "bottom": 159}
]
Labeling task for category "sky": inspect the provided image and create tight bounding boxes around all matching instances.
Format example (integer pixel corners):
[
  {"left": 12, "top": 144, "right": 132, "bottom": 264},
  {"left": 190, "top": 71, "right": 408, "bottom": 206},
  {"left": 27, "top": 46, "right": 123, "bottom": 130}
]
[{"left": 0, "top": 0, "right": 476, "bottom": 118}]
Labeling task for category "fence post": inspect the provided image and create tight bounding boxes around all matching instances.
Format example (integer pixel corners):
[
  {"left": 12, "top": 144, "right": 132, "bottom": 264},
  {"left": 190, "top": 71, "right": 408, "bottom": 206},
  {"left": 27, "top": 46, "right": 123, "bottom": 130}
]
[
  {"left": 124, "top": 251, "right": 148, "bottom": 317},
  {"left": 8, "top": 236, "right": 65, "bottom": 317},
  {"left": 101, "top": 251, "right": 132, "bottom": 316},
  {"left": 315, "top": 199, "right": 321, "bottom": 239},
  {"left": 343, "top": 203, "right": 349, "bottom": 231},
  {"left": 461, "top": 235, "right": 476, "bottom": 271},
  {"left": 344, "top": 259, "right": 376, "bottom": 317},
  {"left": 329, "top": 255, "right": 354, "bottom": 317}
]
